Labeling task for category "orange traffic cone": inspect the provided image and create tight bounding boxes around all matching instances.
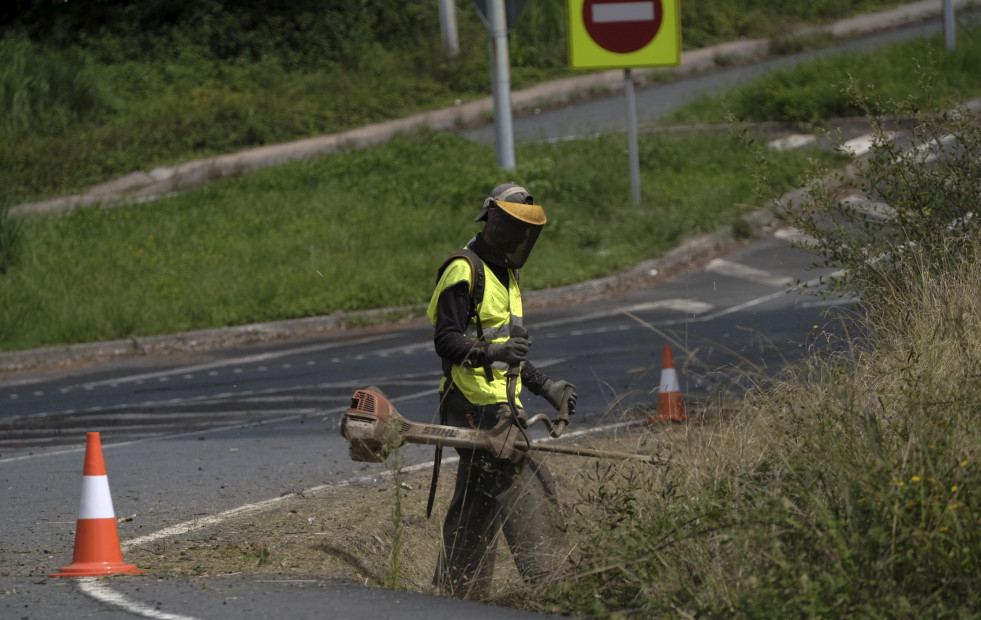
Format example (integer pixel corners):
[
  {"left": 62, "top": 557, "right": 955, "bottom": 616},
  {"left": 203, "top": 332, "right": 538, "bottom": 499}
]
[
  {"left": 653, "top": 345, "right": 687, "bottom": 422},
  {"left": 50, "top": 432, "right": 145, "bottom": 577}
]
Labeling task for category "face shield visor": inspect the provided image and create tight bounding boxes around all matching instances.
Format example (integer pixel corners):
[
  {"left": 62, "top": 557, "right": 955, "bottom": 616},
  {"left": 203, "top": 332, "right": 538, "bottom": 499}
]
[{"left": 479, "top": 201, "right": 547, "bottom": 269}]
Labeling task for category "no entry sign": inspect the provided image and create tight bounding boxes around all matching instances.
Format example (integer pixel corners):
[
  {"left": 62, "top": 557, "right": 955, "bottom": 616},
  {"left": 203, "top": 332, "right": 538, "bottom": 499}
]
[{"left": 568, "top": 0, "right": 680, "bottom": 69}]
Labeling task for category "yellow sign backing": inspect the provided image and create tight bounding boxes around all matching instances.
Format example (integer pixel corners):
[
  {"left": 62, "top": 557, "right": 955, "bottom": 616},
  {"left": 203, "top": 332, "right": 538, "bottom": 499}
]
[{"left": 568, "top": 0, "right": 681, "bottom": 70}]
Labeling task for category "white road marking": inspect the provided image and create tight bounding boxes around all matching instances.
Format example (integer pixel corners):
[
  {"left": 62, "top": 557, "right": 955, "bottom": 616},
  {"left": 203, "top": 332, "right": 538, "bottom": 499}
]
[
  {"left": 841, "top": 132, "right": 894, "bottom": 156},
  {"left": 773, "top": 226, "right": 818, "bottom": 246},
  {"left": 841, "top": 194, "right": 896, "bottom": 220},
  {"left": 706, "top": 258, "right": 793, "bottom": 287},
  {"left": 644, "top": 270, "right": 844, "bottom": 327},
  {"left": 533, "top": 297, "right": 713, "bottom": 329},
  {"left": 622, "top": 299, "right": 714, "bottom": 314},
  {"left": 77, "top": 578, "right": 203, "bottom": 620},
  {"left": 768, "top": 134, "right": 816, "bottom": 151},
  {"left": 69, "top": 333, "right": 399, "bottom": 390}
]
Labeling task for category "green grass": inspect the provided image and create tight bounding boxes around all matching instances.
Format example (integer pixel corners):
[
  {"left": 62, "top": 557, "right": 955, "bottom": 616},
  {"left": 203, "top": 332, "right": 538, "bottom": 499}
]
[
  {"left": 668, "top": 24, "right": 981, "bottom": 125},
  {"left": 0, "top": 129, "right": 840, "bottom": 352},
  {"left": 0, "top": 0, "right": 912, "bottom": 203}
]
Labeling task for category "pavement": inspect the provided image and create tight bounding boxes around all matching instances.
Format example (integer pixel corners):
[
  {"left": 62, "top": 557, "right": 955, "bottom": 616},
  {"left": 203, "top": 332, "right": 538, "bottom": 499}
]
[{"left": 1, "top": 0, "right": 971, "bottom": 376}]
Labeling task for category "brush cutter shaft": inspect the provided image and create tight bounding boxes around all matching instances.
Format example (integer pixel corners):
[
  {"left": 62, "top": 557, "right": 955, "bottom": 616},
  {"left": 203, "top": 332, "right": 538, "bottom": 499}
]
[
  {"left": 340, "top": 387, "right": 658, "bottom": 464},
  {"left": 521, "top": 441, "right": 662, "bottom": 463}
]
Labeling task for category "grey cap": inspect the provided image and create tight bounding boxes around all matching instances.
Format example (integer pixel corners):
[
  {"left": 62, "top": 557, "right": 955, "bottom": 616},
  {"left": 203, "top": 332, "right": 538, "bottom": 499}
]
[{"left": 475, "top": 182, "right": 534, "bottom": 222}]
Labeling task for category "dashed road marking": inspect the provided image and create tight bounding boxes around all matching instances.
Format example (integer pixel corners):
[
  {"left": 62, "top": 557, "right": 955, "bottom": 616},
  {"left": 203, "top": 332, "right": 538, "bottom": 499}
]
[
  {"left": 841, "top": 132, "right": 894, "bottom": 156},
  {"left": 768, "top": 134, "right": 816, "bottom": 151},
  {"left": 705, "top": 258, "right": 793, "bottom": 287},
  {"left": 774, "top": 226, "right": 818, "bottom": 246}
]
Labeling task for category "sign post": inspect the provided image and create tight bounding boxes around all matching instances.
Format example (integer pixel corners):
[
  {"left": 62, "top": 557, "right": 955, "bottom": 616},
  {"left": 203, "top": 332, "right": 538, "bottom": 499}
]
[
  {"left": 943, "top": 0, "right": 955, "bottom": 50},
  {"left": 568, "top": 0, "right": 681, "bottom": 203},
  {"left": 473, "top": 0, "right": 527, "bottom": 170},
  {"left": 439, "top": 0, "right": 459, "bottom": 58}
]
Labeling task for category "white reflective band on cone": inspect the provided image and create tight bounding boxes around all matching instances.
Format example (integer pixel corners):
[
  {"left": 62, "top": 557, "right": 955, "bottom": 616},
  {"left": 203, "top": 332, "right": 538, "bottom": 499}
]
[
  {"left": 78, "top": 475, "right": 116, "bottom": 520},
  {"left": 659, "top": 368, "right": 679, "bottom": 392}
]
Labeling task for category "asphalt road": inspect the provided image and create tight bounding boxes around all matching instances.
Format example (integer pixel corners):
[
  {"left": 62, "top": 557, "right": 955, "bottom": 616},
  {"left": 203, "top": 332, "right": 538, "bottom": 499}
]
[
  {"left": 1, "top": 5, "right": 972, "bottom": 618},
  {"left": 0, "top": 230, "right": 851, "bottom": 618}
]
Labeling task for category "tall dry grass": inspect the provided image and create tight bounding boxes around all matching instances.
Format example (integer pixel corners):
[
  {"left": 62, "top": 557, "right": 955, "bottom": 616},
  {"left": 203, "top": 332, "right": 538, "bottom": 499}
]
[{"left": 549, "top": 239, "right": 981, "bottom": 617}]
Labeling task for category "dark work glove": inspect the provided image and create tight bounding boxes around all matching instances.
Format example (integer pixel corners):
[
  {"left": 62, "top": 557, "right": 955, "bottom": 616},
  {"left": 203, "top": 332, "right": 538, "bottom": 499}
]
[
  {"left": 543, "top": 379, "right": 577, "bottom": 415},
  {"left": 486, "top": 337, "right": 531, "bottom": 365}
]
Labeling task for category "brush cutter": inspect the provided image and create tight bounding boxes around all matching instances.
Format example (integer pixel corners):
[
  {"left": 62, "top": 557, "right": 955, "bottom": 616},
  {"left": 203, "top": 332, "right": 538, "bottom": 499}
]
[{"left": 340, "top": 386, "right": 659, "bottom": 464}]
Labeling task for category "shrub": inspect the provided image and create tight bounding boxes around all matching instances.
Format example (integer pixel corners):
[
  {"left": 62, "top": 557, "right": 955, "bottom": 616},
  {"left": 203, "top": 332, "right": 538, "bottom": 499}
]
[
  {"left": 0, "top": 33, "right": 108, "bottom": 134},
  {"left": 788, "top": 80, "right": 981, "bottom": 302}
]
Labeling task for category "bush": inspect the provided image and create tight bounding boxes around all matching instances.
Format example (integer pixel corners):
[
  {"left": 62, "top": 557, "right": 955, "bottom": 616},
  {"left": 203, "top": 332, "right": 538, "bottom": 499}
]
[
  {"left": 788, "top": 81, "right": 981, "bottom": 302},
  {"left": 0, "top": 33, "right": 108, "bottom": 134}
]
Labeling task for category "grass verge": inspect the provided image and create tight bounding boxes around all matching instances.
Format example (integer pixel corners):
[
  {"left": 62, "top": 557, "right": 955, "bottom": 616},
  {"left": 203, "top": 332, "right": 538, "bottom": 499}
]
[
  {"left": 128, "top": 238, "right": 981, "bottom": 616},
  {"left": 0, "top": 129, "right": 841, "bottom": 353}
]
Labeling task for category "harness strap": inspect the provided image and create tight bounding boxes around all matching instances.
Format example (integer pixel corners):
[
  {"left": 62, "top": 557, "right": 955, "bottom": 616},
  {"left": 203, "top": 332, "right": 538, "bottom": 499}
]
[{"left": 427, "top": 387, "right": 450, "bottom": 519}]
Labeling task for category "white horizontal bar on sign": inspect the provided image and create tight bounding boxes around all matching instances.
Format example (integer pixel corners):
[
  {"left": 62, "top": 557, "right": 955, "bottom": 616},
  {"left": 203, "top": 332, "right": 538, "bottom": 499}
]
[{"left": 592, "top": 2, "right": 655, "bottom": 23}]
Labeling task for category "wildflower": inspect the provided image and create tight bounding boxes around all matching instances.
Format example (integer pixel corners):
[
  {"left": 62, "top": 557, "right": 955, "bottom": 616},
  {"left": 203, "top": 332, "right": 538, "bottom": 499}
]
[
  {"left": 911, "top": 476, "right": 921, "bottom": 483},
  {"left": 952, "top": 485, "right": 959, "bottom": 492},
  {"left": 961, "top": 460, "right": 968, "bottom": 467}
]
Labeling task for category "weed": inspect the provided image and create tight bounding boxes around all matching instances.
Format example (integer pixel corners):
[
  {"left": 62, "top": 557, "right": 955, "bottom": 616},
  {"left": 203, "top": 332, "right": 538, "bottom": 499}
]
[
  {"left": 386, "top": 448, "right": 407, "bottom": 590},
  {"left": 251, "top": 546, "right": 270, "bottom": 566},
  {"left": 0, "top": 196, "right": 23, "bottom": 274}
]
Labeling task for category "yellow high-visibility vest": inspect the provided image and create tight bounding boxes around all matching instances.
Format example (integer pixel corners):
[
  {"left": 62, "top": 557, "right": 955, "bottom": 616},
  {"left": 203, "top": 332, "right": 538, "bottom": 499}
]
[{"left": 427, "top": 256, "right": 524, "bottom": 406}]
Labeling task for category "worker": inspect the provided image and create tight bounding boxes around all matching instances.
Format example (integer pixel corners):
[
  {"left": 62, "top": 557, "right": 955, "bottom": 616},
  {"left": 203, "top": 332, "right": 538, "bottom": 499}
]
[{"left": 426, "top": 182, "right": 578, "bottom": 598}]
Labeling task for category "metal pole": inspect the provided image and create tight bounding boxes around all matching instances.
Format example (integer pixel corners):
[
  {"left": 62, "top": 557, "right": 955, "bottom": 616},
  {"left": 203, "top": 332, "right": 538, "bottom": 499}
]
[
  {"left": 943, "top": 0, "right": 956, "bottom": 51},
  {"left": 489, "top": 0, "right": 516, "bottom": 170},
  {"left": 624, "top": 69, "right": 641, "bottom": 204},
  {"left": 438, "top": 0, "right": 460, "bottom": 58}
]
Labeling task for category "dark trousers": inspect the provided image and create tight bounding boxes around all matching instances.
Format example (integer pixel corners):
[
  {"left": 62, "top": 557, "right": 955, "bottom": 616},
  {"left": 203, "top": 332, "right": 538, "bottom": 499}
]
[{"left": 433, "top": 388, "right": 566, "bottom": 598}]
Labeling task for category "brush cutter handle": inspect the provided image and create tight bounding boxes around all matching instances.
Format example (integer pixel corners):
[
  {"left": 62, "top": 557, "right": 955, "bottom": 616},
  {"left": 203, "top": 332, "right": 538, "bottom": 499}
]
[
  {"left": 522, "top": 382, "right": 575, "bottom": 438},
  {"left": 553, "top": 383, "right": 576, "bottom": 434}
]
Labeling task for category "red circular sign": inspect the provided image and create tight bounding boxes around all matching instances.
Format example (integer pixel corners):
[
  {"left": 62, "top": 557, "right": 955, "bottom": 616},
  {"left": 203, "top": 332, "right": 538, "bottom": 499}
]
[{"left": 583, "top": 0, "right": 663, "bottom": 54}]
